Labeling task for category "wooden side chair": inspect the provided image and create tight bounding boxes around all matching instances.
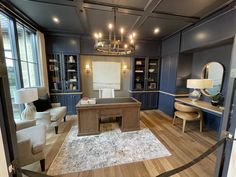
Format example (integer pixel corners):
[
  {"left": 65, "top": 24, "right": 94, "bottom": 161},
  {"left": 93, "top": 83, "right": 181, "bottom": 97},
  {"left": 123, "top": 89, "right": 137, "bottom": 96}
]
[{"left": 173, "top": 102, "right": 203, "bottom": 133}]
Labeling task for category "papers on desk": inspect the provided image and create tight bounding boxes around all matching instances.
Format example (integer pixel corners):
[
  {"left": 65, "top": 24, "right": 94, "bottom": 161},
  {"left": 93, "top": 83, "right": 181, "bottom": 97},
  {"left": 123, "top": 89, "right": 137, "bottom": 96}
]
[{"left": 80, "top": 97, "right": 96, "bottom": 105}]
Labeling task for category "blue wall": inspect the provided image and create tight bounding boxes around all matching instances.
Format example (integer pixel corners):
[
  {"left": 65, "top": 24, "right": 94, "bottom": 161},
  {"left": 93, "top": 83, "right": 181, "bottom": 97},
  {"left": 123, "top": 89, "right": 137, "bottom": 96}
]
[
  {"left": 191, "top": 43, "right": 233, "bottom": 101},
  {"left": 191, "top": 43, "right": 233, "bottom": 131}
]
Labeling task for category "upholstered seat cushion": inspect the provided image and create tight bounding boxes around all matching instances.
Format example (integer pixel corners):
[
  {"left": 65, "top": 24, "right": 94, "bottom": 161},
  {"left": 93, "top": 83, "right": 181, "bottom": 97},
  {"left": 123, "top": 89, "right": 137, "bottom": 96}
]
[
  {"left": 48, "top": 106, "right": 67, "bottom": 122},
  {"left": 175, "top": 111, "right": 199, "bottom": 120},
  {"left": 17, "top": 124, "right": 46, "bottom": 154}
]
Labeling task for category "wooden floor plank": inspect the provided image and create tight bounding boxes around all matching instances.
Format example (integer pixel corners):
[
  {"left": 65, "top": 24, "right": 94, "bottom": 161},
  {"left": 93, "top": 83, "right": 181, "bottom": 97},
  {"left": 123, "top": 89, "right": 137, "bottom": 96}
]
[{"left": 25, "top": 110, "right": 217, "bottom": 177}]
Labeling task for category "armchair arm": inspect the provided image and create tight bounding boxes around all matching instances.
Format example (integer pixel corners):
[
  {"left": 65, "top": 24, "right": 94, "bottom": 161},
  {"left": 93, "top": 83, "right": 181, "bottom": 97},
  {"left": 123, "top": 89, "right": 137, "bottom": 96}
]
[
  {"left": 51, "top": 103, "right": 61, "bottom": 107},
  {"left": 15, "top": 120, "right": 36, "bottom": 131},
  {"left": 34, "top": 112, "right": 51, "bottom": 128},
  {"left": 17, "top": 139, "right": 33, "bottom": 165}
]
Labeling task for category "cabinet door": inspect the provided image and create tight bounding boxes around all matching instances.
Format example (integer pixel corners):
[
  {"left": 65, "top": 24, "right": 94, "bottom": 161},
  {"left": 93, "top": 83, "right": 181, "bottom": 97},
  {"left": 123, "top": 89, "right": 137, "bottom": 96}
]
[
  {"left": 50, "top": 95, "right": 65, "bottom": 106},
  {"left": 130, "top": 93, "right": 146, "bottom": 110},
  {"left": 132, "top": 57, "right": 146, "bottom": 91},
  {"left": 65, "top": 94, "right": 81, "bottom": 115},
  {"left": 146, "top": 58, "right": 160, "bottom": 91},
  {"left": 63, "top": 53, "right": 80, "bottom": 92},
  {"left": 47, "top": 53, "right": 63, "bottom": 93},
  {"left": 146, "top": 92, "right": 158, "bottom": 109}
]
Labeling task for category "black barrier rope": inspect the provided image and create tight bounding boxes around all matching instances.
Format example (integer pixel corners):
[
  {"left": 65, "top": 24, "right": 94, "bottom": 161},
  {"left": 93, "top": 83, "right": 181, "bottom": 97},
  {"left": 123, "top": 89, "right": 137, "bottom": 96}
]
[
  {"left": 16, "top": 136, "right": 236, "bottom": 177},
  {"left": 156, "top": 138, "right": 227, "bottom": 177}
]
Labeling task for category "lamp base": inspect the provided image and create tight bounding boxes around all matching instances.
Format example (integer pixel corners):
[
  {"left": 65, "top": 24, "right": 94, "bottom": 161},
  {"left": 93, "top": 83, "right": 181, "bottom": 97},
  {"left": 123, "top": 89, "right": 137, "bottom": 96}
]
[
  {"left": 189, "top": 89, "right": 201, "bottom": 101},
  {"left": 21, "top": 103, "right": 36, "bottom": 120}
]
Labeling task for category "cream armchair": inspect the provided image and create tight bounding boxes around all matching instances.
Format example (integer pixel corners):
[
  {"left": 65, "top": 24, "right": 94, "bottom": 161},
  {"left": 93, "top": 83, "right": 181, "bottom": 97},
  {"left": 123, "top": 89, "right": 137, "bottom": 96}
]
[
  {"left": 16, "top": 120, "right": 46, "bottom": 171},
  {"left": 33, "top": 87, "right": 67, "bottom": 134}
]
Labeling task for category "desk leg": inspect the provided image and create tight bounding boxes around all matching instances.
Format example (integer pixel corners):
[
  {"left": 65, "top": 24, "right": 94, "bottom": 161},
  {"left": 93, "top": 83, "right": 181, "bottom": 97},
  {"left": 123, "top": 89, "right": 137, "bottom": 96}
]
[
  {"left": 78, "top": 110, "right": 100, "bottom": 136},
  {"left": 121, "top": 107, "right": 140, "bottom": 132}
]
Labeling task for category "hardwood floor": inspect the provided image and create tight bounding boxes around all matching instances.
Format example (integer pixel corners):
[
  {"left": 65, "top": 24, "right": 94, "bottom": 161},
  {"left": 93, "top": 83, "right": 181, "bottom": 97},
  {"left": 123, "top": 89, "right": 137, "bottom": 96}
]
[{"left": 24, "top": 110, "right": 217, "bottom": 177}]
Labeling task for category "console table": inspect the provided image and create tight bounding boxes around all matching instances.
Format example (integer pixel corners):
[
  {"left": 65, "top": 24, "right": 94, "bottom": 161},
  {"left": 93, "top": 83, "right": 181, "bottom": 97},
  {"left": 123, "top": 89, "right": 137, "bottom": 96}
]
[
  {"left": 76, "top": 97, "right": 141, "bottom": 136},
  {"left": 175, "top": 97, "right": 223, "bottom": 116}
]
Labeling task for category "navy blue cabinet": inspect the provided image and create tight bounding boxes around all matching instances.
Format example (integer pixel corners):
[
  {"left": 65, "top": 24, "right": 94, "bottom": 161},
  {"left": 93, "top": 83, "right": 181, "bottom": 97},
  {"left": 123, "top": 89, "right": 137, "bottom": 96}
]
[
  {"left": 47, "top": 53, "right": 80, "bottom": 93},
  {"left": 130, "top": 56, "right": 160, "bottom": 110},
  {"left": 130, "top": 92, "right": 146, "bottom": 110},
  {"left": 50, "top": 94, "right": 65, "bottom": 106},
  {"left": 146, "top": 92, "right": 159, "bottom": 109},
  {"left": 130, "top": 92, "right": 159, "bottom": 110},
  {"left": 46, "top": 35, "right": 82, "bottom": 115},
  {"left": 65, "top": 94, "right": 81, "bottom": 115},
  {"left": 47, "top": 52, "right": 82, "bottom": 115}
]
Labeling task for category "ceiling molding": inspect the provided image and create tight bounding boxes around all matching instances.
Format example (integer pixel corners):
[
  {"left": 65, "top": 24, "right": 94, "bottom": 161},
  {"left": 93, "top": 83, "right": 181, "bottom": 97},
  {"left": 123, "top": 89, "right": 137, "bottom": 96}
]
[
  {"left": 131, "top": 0, "right": 163, "bottom": 31},
  {"left": 83, "top": 0, "right": 200, "bottom": 23},
  {"left": 26, "top": 0, "right": 77, "bottom": 7}
]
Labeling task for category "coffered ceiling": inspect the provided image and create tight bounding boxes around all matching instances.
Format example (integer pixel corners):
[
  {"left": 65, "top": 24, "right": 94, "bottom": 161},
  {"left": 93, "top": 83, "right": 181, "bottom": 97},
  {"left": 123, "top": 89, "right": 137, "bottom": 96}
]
[{"left": 9, "top": 0, "right": 230, "bottom": 40}]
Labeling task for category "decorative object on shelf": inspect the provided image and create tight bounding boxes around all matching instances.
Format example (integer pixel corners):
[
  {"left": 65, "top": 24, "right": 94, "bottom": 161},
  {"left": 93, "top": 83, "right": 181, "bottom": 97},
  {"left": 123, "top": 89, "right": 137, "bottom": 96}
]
[
  {"left": 136, "top": 61, "right": 142, "bottom": 65},
  {"left": 211, "top": 93, "right": 224, "bottom": 106},
  {"left": 149, "top": 63, "right": 157, "bottom": 66},
  {"left": 149, "top": 83, "right": 157, "bottom": 89},
  {"left": 187, "top": 79, "right": 213, "bottom": 101},
  {"left": 68, "top": 56, "right": 75, "bottom": 63},
  {"left": 14, "top": 88, "right": 38, "bottom": 120},
  {"left": 53, "top": 83, "right": 58, "bottom": 90},
  {"left": 148, "top": 68, "right": 155, "bottom": 73},
  {"left": 93, "top": 7, "right": 136, "bottom": 55},
  {"left": 136, "top": 83, "right": 142, "bottom": 90},
  {"left": 85, "top": 64, "right": 91, "bottom": 74},
  {"left": 135, "top": 70, "right": 144, "bottom": 73}
]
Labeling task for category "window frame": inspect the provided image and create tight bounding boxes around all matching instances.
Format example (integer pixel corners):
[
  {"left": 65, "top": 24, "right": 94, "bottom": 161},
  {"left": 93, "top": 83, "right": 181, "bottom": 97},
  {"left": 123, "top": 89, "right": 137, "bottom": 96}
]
[{"left": 0, "top": 11, "right": 41, "bottom": 120}]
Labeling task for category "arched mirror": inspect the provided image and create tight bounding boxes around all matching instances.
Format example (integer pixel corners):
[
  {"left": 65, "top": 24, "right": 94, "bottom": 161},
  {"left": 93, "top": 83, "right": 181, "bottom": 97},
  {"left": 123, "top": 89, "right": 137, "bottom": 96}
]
[{"left": 201, "top": 62, "right": 224, "bottom": 97}]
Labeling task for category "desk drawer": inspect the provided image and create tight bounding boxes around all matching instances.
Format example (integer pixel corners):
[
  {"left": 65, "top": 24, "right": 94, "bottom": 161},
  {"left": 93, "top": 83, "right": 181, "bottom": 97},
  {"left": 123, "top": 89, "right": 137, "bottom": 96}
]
[{"left": 100, "top": 109, "right": 122, "bottom": 117}]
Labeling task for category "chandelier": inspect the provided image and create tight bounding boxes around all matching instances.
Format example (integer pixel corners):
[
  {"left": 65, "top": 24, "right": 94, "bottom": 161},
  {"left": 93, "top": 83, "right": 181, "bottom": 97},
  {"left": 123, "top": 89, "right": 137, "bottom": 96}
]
[{"left": 93, "top": 8, "right": 136, "bottom": 55}]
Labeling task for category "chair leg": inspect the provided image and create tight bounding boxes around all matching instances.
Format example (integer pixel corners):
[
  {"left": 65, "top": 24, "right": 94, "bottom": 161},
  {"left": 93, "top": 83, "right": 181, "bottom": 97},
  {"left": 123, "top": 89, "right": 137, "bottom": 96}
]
[
  {"left": 40, "top": 159, "right": 45, "bottom": 171},
  {"left": 173, "top": 115, "right": 176, "bottom": 125},
  {"left": 182, "top": 120, "right": 186, "bottom": 133},
  {"left": 64, "top": 116, "right": 66, "bottom": 122},
  {"left": 200, "top": 119, "right": 203, "bottom": 132},
  {"left": 55, "top": 126, "right": 58, "bottom": 134}
]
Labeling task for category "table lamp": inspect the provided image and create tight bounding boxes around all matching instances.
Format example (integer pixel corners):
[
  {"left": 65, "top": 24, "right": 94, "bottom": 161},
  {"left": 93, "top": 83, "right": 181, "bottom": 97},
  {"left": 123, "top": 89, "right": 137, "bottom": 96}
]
[
  {"left": 187, "top": 79, "right": 213, "bottom": 101},
  {"left": 14, "top": 88, "right": 38, "bottom": 120}
]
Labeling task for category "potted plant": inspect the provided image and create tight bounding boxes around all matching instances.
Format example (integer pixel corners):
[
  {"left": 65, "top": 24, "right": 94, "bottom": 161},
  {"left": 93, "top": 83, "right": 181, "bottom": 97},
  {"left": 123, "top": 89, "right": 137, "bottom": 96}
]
[{"left": 211, "top": 93, "right": 224, "bottom": 106}]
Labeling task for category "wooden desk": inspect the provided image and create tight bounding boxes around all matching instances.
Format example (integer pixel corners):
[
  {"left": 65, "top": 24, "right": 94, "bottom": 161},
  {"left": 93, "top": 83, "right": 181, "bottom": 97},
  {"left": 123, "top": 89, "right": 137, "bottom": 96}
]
[
  {"left": 76, "top": 97, "right": 141, "bottom": 136},
  {"left": 175, "top": 97, "right": 223, "bottom": 116}
]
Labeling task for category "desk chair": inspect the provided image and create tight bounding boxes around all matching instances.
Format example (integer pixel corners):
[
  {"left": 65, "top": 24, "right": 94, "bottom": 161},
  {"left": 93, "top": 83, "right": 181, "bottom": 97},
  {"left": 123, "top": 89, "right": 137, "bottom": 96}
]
[
  {"left": 99, "top": 88, "right": 115, "bottom": 98},
  {"left": 173, "top": 102, "right": 203, "bottom": 133},
  {"left": 98, "top": 88, "right": 117, "bottom": 123}
]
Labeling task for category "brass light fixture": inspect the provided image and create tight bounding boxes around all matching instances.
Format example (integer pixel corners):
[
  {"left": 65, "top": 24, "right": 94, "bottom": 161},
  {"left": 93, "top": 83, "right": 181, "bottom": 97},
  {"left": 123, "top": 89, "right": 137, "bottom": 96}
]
[{"left": 94, "top": 7, "right": 136, "bottom": 55}]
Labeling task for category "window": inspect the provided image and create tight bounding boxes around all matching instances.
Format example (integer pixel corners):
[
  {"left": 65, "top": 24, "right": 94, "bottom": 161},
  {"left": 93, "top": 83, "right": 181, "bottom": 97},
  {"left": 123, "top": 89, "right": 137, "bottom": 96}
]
[
  {"left": 0, "top": 12, "right": 21, "bottom": 119},
  {"left": 0, "top": 12, "right": 41, "bottom": 120},
  {"left": 17, "top": 23, "right": 40, "bottom": 87}
]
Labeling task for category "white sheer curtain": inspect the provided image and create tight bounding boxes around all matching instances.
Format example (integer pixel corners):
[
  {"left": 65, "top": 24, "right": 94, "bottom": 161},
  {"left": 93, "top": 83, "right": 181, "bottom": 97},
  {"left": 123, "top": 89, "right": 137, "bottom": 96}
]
[{"left": 36, "top": 31, "right": 49, "bottom": 93}]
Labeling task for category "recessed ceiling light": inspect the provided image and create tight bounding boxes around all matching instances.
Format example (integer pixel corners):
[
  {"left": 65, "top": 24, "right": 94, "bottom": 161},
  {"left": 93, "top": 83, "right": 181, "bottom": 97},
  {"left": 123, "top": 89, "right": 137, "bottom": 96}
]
[
  {"left": 52, "top": 17, "right": 60, "bottom": 24},
  {"left": 154, "top": 28, "right": 160, "bottom": 34}
]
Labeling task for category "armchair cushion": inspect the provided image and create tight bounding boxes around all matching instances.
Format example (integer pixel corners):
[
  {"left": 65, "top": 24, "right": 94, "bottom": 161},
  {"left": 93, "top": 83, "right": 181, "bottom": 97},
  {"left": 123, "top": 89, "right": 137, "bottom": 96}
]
[
  {"left": 49, "top": 106, "right": 67, "bottom": 122},
  {"left": 33, "top": 93, "right": 52, "bottom": 112}
]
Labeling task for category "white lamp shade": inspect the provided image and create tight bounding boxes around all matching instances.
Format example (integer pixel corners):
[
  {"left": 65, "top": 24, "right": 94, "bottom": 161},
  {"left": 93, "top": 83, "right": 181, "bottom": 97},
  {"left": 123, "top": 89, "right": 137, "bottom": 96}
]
[
  {"left": 14, "top": 88, "right": 38, "bottom": 104},
  {"left": 187, "top": 79, "right": 213, "bottom": 89}
]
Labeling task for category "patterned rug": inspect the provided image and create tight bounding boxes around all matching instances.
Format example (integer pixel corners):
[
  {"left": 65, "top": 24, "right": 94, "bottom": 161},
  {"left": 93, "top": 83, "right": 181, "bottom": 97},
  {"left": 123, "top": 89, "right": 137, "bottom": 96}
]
[{"left": 47, "top": 123, "right": 171, "bottom": 176}]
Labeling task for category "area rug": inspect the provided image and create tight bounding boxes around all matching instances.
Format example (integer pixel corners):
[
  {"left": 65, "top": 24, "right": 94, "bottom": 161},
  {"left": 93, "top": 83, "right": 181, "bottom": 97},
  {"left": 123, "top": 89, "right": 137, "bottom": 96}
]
[{"left": 47, "top": 123, "right": 171, "bottom": 176}]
